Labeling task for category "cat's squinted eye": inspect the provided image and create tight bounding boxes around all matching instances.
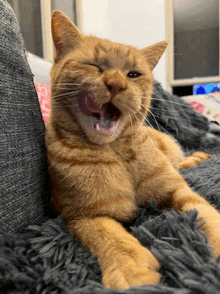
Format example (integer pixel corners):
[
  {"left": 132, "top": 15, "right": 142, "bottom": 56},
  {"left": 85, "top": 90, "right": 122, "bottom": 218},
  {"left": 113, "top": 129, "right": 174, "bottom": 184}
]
[{"left": 84, "top": 62, "right": 103, "bottom": 73}]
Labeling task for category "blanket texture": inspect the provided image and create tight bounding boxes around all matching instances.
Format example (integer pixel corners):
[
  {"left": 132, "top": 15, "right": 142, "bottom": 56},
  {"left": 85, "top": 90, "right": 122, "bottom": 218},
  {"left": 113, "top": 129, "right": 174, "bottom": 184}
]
[{"left": 1, "top": 83, "right": 220, "bottom": 294}]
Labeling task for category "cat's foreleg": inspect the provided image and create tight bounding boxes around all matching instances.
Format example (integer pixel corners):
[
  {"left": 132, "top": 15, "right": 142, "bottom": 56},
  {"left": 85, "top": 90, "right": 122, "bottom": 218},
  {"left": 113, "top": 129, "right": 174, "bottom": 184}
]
[
  {"left": 172, "top": 183, "right": 220, "bottom": 258},
  {"left": 66, "top": 216, "right": 161, "bottom": 290},
  {"left": 136, "top": 160, "right": 220, "bottom": 258}
]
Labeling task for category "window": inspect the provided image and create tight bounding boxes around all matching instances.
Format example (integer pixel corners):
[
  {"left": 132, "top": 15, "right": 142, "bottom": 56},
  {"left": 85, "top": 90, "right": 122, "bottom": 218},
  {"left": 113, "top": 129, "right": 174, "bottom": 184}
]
[
  {"left": 7, "top": 0, "right": 82, "bottom": 61},
  {"left": 165, "top": 0, "right": 220, "bottom": 95}
]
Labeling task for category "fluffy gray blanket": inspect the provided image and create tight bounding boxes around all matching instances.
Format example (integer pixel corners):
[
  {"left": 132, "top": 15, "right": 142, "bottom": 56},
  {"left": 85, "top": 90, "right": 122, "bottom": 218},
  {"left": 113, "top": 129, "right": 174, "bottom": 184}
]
[{"left": 1, "top": 83, "right": 220, "bottom": 294}]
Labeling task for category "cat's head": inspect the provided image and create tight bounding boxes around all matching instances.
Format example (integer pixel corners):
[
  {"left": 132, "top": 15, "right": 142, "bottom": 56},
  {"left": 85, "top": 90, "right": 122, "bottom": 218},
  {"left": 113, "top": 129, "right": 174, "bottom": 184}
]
[{"left": 50, "top": 10, "right": 167, "bottom": 145}]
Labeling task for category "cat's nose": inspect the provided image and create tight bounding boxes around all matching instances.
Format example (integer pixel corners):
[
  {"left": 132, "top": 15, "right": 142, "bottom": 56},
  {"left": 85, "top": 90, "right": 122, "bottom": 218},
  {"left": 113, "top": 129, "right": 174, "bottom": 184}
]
[
  {"left": 107, "top": 83, "right": 122, "bottom": 92},
  {"left": 103, "top": 70, "right": 127, "bottom": 97},
  {"left": 106, "top": 83, "right": 124, "bottom": 97}
]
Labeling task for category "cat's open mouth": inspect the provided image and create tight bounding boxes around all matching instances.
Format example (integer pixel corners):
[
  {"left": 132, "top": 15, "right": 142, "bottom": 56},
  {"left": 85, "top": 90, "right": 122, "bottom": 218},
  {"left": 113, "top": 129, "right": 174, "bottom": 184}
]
[{"left": 78, "top": 90, "right": 121, "bottom": 136}]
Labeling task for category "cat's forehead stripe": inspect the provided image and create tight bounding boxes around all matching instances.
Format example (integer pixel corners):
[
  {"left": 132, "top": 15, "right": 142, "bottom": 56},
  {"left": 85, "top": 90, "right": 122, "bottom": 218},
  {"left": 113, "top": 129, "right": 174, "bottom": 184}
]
[
  {"left": 99, "top": 57, "right": 112, "bottom": 68},
  {"left": 98, "top": 55, "right": 137, "bottom": 71},
  {"left": 94, "top": 43, "right": 108, "bottom": 55},
  {"left": 93, "top": 43, "right": 139, "bottom": 69}
]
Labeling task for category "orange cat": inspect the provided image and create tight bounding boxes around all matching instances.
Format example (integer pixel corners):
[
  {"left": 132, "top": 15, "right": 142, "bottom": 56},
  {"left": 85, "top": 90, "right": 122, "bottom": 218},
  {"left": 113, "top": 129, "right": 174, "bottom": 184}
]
[{"left": 45, "top": 10, "right": 220, "bottom": 290}]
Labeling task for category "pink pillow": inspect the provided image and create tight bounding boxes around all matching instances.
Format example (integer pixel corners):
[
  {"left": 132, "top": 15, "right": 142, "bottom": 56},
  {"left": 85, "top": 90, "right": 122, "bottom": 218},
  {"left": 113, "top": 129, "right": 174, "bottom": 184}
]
[
  {"left": 189, "top": 101, "right": 205, "bottom": 114},
  {"left": 183, "top": 94, "right": 220, "bottom": 123},
  {"left": 35, "top": 83, "right": 51, "bottom": 124}
]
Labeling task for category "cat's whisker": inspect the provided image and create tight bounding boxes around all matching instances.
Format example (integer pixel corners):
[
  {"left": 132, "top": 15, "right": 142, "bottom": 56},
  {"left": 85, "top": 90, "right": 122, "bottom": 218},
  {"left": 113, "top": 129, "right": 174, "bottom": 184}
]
[
  {"left": 51, "top": 102, "right": 78, "bottom": 108},
  {"left": 149, "top": 112, "right": 183, "bottom": 121},
  {"left": 151, "top": 93, "right": 177, "bottom": 114},
  {"left": 141, "top": 106, "right": 182, "bottom": 154},
  {"left": 135, "top": 109, "right": 156, "bottom": 147},
  {"left": 130, "top": 111, "right": 144, "bottom": 150},
  {"left": 52, "top": 87, "right": 79, "bottom": 91},
  {"left": 142, "top": 118, "right": 157, "bottom": 148},
  {"left": 149, "top": 105, "right": 187, "bottom": 114},
  {"left": 53, "top": 86, "right": 81, "bottom": 90},
  {"left": 141, "top": 104, "right": 162, "bottom": 131},
  {"left": 140, "top": 102, "right": 183, "bottom": 143},
  {"left": 52, "top": 91, "right": 80, "bottom": 100},
  {"left": 138, "top": 109, "right": 175, "bottom": 151},
  {"left": 141, "top": 103, "right": 180, "bottom": 120},
  {"left": 152, "top": 93, "right": 189, "bottom": 107},
  {"left": 144, "top": 106, "right": 173, "bottom": 137},
  {"left": 141, "top": 95, "right": 190, "bottom": 108},
  {"left": 128, "top": 113, "right": 134, "bottom": 148},
  {"left": 54, "top": 82, "right": 82, "bottom": 86},
  {"left": 52, "top": 88, "right": 80, "bottom": 92},
  {"left": 53, "top": 85, "right": 81, "bottom": 90},
  {"left": 136, "top": 108, "right": 147, "bottom": 122}
]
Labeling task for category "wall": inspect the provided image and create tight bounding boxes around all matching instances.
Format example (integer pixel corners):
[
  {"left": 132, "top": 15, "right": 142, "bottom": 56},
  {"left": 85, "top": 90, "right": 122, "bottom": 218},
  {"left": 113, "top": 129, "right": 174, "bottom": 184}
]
[{"left": 81, "top": 0, "right": 167, "bottom": 88}]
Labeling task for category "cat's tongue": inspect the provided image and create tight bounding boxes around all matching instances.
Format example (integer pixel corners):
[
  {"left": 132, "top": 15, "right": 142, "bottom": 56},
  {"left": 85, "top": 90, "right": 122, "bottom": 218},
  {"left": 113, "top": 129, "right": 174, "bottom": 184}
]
[
  {"left": 78, "top": 90, "right": 101, "bottom": 115},
  {"left": 78, "top": 90, "right": 118, "bottom": 136}
]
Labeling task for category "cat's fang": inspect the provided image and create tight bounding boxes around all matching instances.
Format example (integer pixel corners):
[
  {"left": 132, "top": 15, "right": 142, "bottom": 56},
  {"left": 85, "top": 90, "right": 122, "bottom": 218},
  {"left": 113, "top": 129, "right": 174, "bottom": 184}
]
[{"left": 93, "top": 122, "right": 114, "bottom": 136}]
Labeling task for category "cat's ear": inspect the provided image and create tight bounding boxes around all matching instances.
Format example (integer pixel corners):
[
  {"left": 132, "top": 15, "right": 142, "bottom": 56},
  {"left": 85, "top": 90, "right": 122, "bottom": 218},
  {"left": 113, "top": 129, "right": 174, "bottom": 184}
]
[
  {"left": 51, "top": 10, "right": 83, "bottom": 61},
  {"left": 141, "top": 41, "right": 168, "bottom": 71}
]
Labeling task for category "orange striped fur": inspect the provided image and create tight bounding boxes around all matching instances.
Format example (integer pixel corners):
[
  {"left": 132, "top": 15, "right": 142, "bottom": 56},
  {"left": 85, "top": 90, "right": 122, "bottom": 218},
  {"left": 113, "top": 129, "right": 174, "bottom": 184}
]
[{"left": 45, "top": 10, "right": 219, "bottom": 290}]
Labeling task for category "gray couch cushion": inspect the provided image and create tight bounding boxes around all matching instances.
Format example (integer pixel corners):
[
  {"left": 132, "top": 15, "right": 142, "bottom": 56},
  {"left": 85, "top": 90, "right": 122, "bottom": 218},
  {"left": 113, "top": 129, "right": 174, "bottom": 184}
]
[{"left": 0, "top": 0, "right": 50, "bottom": 234}]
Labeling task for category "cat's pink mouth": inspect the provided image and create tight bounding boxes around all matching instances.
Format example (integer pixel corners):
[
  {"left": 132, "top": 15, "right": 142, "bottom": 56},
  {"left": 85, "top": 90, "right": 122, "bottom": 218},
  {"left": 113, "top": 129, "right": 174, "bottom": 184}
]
[{"left": 78, "top": 90, "right": 121, "bottom": 136}]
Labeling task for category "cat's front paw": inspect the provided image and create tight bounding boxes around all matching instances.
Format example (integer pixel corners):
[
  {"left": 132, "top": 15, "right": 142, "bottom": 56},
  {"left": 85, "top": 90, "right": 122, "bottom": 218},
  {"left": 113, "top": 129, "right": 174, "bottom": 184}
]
[
  {"left": 102, "top": 264, "right": 161, "bottom": 290},
  {"left": 207, "top": 224, "right": 220, "bottom": 259},
  {"left": 102, "top": 246, "right": 161, "bottom": 290}
]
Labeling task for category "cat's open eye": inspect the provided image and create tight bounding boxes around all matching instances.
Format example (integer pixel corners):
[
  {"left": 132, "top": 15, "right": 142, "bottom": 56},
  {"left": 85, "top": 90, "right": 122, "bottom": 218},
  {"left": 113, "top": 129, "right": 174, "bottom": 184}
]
[{"left": 127, "top": 71, "right": 142, "bottom": 78}]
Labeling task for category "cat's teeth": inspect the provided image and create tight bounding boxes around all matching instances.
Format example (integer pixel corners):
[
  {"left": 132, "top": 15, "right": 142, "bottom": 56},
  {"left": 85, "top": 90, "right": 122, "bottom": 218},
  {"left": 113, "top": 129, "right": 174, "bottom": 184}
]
[
  {"left": 110, "top": 121, "right": 119, "bottom": 136},
  {"left": 111, "top": 125, "right": 116, "bottom": 135},
  {"left": 96, "top": 124, "right": 101, "bottom": 131}
]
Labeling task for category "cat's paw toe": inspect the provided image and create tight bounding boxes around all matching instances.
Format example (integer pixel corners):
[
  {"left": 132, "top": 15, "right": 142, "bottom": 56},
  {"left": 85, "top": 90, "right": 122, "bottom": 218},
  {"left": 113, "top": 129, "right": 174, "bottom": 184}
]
[
  {"left": 102, "top": 263, "right": 161, "bottom": 290},
  {"left": 180, "top": 152, "right": 211, "bottom": 169},
  {"left": 103, "top": 267, "right": 161, "bottom": 290}
]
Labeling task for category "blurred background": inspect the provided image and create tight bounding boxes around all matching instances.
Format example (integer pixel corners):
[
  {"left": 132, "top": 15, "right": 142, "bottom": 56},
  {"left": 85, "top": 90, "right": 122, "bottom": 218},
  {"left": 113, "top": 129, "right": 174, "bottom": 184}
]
[
  {"left": 7, "top": 0, "right": 166, "bottom": 88},
  {"left": 7, "top": 0, "right": 220, "bottom": 96}
]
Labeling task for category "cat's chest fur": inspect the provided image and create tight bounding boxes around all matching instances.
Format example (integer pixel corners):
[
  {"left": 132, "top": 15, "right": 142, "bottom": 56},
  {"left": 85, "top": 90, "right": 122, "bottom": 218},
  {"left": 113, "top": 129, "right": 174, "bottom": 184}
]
[
  {"left": 47, "top": 125, "right": 159, "bottom": 221},
  {"left": 112, "top": 127, "right": 165, "bottom": 179},
  {"left": 111, "top": 126, "right": 184, "bottom": 207}
]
